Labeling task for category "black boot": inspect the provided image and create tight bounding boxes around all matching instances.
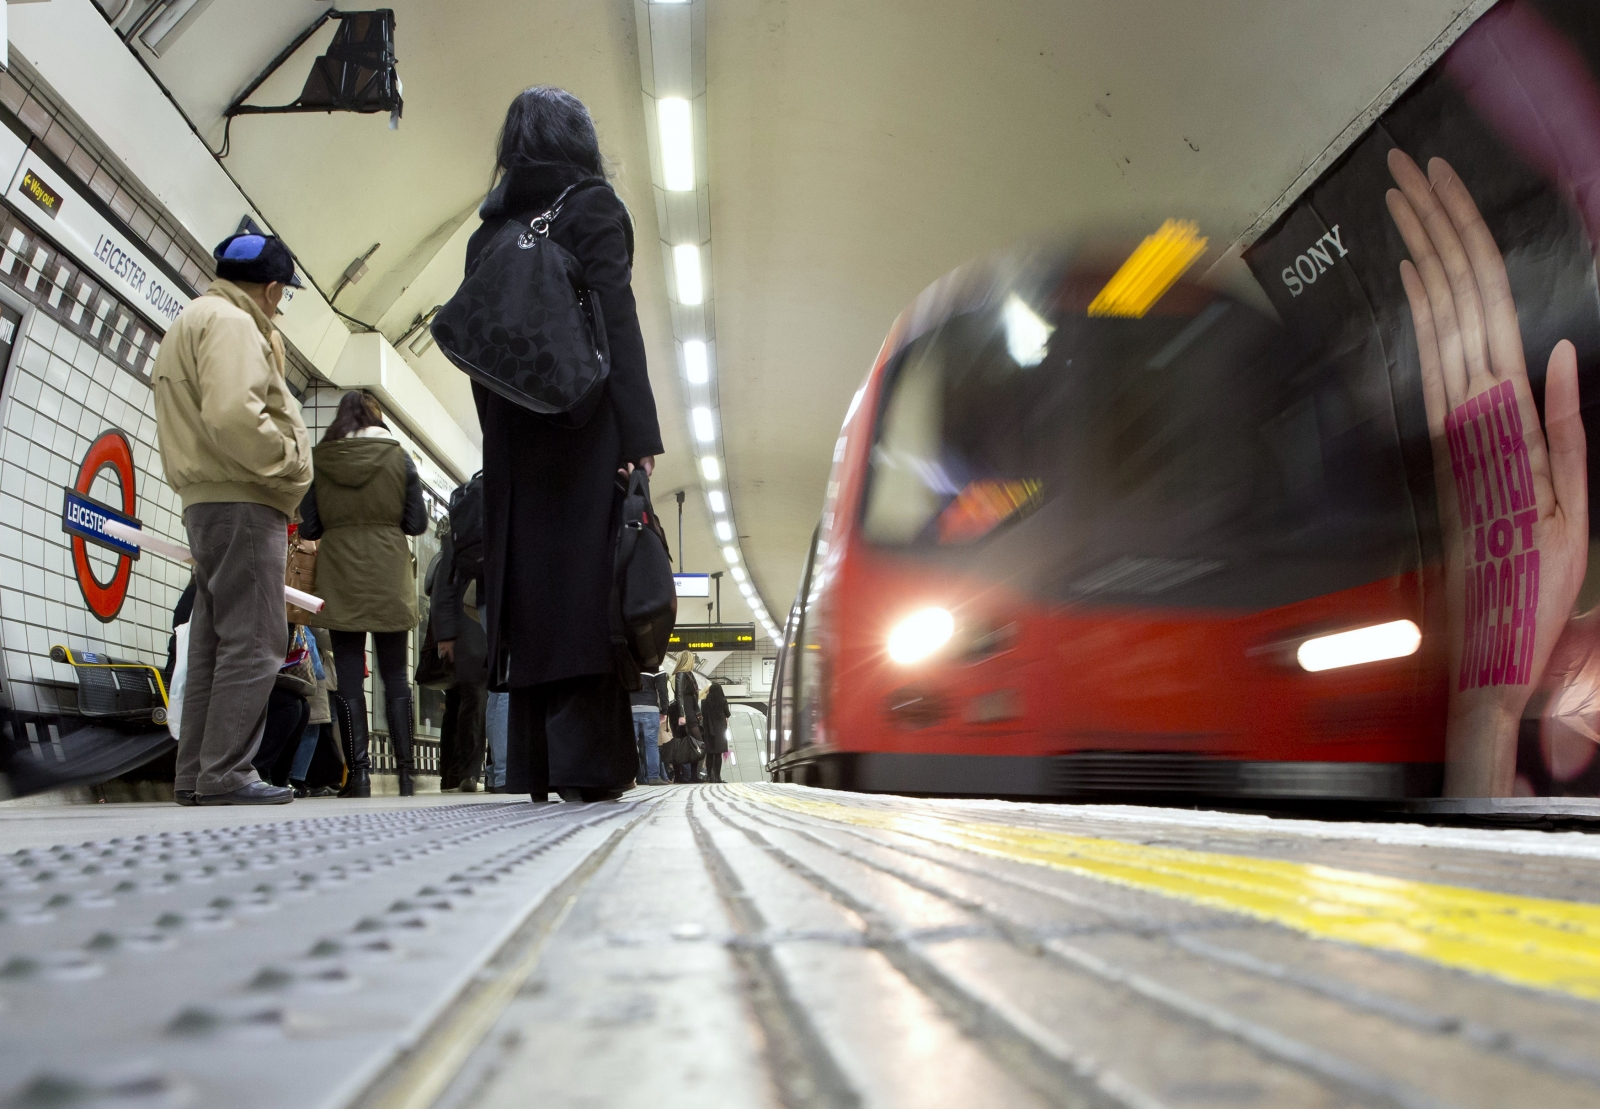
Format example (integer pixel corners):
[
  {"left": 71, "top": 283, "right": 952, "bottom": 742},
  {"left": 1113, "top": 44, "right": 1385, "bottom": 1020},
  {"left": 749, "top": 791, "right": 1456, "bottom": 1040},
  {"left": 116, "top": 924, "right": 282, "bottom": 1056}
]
[
  {"left": 333, "top": 692, "right": 370, "bottom": 798},
  {"left": 387, "top": 692, "right": 415, "bottom": 797}
]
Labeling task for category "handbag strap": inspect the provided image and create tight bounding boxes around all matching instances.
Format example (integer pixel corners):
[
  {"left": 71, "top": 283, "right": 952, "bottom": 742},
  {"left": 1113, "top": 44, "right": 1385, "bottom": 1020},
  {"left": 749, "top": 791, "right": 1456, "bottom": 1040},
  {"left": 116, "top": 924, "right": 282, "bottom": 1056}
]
[{"left": 527, "top": 179, "right": 600, "bottom": 238}]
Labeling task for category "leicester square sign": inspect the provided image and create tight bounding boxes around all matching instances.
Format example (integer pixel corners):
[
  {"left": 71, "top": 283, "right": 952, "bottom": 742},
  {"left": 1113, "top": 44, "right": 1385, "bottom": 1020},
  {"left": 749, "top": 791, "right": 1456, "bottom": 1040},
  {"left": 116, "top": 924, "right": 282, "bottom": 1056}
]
[{"left": 60, "top": 429, "right": 141, "bottom": 622}]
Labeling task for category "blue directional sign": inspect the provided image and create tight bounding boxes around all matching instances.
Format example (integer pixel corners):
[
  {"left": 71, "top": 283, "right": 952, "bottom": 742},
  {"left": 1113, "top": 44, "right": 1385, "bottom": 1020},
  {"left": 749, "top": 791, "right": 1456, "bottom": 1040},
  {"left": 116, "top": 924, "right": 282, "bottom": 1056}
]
[{"left": 61, "top": 487, "right": 141, "bottom": 559}]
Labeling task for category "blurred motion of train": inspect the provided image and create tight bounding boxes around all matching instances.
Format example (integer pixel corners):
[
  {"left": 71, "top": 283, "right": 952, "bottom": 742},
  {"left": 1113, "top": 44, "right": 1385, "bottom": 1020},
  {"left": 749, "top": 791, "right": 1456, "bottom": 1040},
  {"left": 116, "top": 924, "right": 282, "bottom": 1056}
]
[{"left": 765, "top": 248, "right": 1453, "bottom": 801}]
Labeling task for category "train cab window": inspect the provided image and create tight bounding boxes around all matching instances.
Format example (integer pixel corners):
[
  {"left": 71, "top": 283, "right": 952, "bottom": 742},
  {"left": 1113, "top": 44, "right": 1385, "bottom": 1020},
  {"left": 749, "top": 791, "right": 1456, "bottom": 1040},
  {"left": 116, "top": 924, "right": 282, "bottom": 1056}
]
[{"left": 859, "top": 284, "right": 1416, "bottom": 610}]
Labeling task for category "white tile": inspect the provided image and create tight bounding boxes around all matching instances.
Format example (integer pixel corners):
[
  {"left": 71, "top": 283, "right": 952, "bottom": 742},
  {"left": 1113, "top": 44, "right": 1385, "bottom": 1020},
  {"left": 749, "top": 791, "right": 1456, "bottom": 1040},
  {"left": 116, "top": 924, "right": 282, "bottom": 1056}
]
[
  {"left": 0, "top": 465, "right": 23, "bottom": 499},
  {"left": 0, "top": 526, "right": 18, "bottom": 561},
  {"left": 52, "top": 328, "right": 79, "bottom": 363},
  {"left": 44, "top": 354, "right": 71, "bottom": 392},
  {"left": 22, "top": 472, "right": 49, "bottom": 510},
  {"left": 0, "top": 586, "right": 20, "bottom": 620},
  {"left": 43, "top": 599, "right": 65, "bottom": 633},
  {"left": 1, "top": 430, "right": 29, "bottom": 467},
  {"left": 22, "top": 593, "right": 45, "bottom": 625},
  {"left": 7, "top": 367, "right": 40, "bottom": 407},
  {"left": 1, "top": 620, "right": 22, "bottom": 650},
  {"left": 25, "top": 314, "right": 56, "bottom": 348},
  {"left": 42, "top": 571, "right": 64, "bottom": 604},
  {"left": 25, "top": 622, "right": 48, "bottom": 655},
  {"left": 34, "top": 383, "right": 62, "bottom": 421},
  {"left": 22, "top": 563, "right": 43, "bottom": 595},
  {"left": 8, "top": 404, "right": 35, "bottom": 442},
  {"left": 22, "top": 503, "right": 45, "bottom": 537}
]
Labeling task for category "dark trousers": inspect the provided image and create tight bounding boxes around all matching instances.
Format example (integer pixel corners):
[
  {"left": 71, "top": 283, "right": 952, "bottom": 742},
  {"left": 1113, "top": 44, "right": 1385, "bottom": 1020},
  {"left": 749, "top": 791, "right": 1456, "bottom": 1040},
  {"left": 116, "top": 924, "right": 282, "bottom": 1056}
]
[
  {"left": 705, "top": 750, "right": 724, "bottom": 783},
  {"left": 176, "top": 502, "right": 289, "bottom": 795},
  {"left": 329, "top": 629, "right": 409, "bottom": 767},
  {"left": 440, "top": 681, "right": 487, "bottom": 788},
  {"left": 253, "top": 687, "right": 309, "bottom": 784},
  {"left": 506, "top": 672, "right": 635, "bottom": 798}
]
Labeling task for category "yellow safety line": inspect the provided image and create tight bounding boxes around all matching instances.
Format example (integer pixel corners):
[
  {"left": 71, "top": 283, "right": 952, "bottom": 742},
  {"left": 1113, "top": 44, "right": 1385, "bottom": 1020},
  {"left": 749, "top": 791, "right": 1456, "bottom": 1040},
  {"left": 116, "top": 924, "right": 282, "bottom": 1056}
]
[{"left": 731, "top": 785, "right": 1600, "bottom": 1002}]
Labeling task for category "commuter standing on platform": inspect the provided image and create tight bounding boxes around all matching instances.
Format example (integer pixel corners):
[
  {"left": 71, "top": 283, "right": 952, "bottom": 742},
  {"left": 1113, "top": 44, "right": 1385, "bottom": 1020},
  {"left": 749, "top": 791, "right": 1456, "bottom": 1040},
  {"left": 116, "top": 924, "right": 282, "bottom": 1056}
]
[
  {"left": 701, "top": 680, "right": 730, "bottom": 784},
  {"left": 631, "top": 669, "right": 670, "bottom": 785},
  {"left": 432, "top": 506, "right": 489, "bottom": 792},
  {"left": 298, "top": 392, "right": 429, "bottom": 797},
  {"left": 668, "top": 652, "right": 706, "bottom": 784},
  {"left": 465, "top": 87, "right": 663, "bottom": 803},
  {"left": 151, "top": 233, "right": 312, "bottom": 806}
]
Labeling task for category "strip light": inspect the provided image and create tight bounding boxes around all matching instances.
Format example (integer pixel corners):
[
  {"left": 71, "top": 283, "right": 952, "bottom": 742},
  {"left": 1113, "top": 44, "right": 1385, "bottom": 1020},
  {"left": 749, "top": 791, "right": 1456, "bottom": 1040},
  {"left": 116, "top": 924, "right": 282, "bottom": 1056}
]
[
  {"left": 639, "top": 8, "right": 784, "bottom": 646},
  {"left": 1087, "top": 219, "right": 1208, "bottom": 319},
  {"left": 657, "top": 98, "right": 695, "bottom": 191},
  {"left": 673, "top": 244, "right": 703, "bottom": 305},
  {"left": 692, "top": 407, "right": 714, "bottom": 442},
  {"left": 684, "top": 340, "right": 709, "bottom": 384}
]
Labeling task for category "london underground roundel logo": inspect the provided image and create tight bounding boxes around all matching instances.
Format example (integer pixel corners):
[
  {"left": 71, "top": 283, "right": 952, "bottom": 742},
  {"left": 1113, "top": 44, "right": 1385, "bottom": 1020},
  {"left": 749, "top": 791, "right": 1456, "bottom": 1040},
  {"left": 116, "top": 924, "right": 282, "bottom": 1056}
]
[{"left": 60, "top": 430, "right": 140, "bottom": 623}]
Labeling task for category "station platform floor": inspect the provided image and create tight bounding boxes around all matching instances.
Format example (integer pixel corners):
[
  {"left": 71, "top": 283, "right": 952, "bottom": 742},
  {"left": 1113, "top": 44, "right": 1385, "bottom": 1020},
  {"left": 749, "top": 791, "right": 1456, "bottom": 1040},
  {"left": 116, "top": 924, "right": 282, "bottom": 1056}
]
[{"left": 2, "top": 785, "right": 1599, "bottom": 1109}]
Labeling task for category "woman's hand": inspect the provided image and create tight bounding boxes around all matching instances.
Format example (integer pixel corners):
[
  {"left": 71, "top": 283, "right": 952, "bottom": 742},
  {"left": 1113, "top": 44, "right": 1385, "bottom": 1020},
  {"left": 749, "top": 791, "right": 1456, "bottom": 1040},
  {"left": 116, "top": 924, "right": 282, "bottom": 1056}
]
[
  {"left": 618, "top": 456, "right": 657, "bottom": 479},
  {"left": 1385, "top": 149, "right": 1588, "bottom": 796},
  {"left": 437, "top": 639, "right": 455, "bottom": 662}
]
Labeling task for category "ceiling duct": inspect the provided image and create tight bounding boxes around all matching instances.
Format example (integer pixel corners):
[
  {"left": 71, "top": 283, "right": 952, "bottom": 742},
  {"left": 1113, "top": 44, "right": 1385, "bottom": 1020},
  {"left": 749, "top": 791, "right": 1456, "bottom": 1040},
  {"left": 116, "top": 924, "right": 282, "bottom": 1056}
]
[{"left": 225, "top": 10, "right": 403, "bottom": 130}]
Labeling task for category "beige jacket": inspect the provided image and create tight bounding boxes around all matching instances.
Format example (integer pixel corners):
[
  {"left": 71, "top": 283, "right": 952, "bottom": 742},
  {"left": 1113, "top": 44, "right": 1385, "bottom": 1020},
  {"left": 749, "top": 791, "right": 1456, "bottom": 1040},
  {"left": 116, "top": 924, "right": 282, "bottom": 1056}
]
[{"left": 152, "top": 279, "right": 312, "bottom": 518}]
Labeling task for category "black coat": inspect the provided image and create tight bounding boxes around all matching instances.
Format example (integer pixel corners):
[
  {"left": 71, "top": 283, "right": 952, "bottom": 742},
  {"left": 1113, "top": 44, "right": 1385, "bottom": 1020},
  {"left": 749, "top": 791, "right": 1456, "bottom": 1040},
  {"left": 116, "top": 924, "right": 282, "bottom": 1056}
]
[
  {"left": 701, "top": 683, "right": 730, "bottom": 755},
  {"left": 467, "top": 165, "right": 664, "bottom": 689},
  {"left": 665, "top": 671, "right": 704, "bottom": 765}
]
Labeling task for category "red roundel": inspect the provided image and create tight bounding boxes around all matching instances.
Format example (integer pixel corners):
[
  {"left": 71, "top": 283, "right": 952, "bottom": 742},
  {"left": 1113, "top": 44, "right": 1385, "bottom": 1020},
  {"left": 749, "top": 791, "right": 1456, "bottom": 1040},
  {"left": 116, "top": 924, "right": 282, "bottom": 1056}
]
[{"left": 71, "top": 430, "right": 137, "bottom": 623}]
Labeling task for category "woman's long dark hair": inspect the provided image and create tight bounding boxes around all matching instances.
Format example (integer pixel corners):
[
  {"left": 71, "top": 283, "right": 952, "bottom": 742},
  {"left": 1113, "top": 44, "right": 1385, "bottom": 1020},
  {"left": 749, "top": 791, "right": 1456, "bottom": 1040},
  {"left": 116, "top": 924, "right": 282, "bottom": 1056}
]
[
  {"left": 495, "top": 86, "right": 604, "bottom": 178},
  {"left": 322, "top": 390, "right": 387, "bottom": 443}
]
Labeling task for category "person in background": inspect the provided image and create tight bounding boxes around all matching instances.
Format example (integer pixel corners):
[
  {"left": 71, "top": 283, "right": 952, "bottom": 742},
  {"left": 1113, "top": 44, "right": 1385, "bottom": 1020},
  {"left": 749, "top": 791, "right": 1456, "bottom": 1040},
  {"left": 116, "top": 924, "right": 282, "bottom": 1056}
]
[
  {"left": 485, "top": 691, "right": 509, "bottom": 792},
  {"left": 252, "top": 625, "right": 313, "bottom": 782},
  {"left": 432, "top": 509, "right": 489, "bottom": 792},
  {"left": 298, "top": 391, "right": 429, "bottom": 796},
  {"left": 631, "top": 669, "right": 670, "bottom": 785},
  {"left": 701, "top": 679, "right": 730, "bottom": 784},
  {"left": 288, "top": 625, "right": 340, "bottom": 796},
  {"left": 151, "top": 232, "right": 311, "bottom": 806},
  {"left": 667, "top": 652, "right": 705, "bottom": 784},
  {"left": 465, "top": 87, "right": 664, "bottom": 804}
]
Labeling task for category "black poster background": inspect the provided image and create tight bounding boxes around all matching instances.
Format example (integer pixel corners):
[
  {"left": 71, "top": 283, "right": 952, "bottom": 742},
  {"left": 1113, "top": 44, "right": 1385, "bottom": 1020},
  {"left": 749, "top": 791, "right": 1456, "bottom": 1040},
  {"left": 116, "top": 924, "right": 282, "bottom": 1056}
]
[{"left": 1245, "top": 0, "right": 1600, "bottom": 794}]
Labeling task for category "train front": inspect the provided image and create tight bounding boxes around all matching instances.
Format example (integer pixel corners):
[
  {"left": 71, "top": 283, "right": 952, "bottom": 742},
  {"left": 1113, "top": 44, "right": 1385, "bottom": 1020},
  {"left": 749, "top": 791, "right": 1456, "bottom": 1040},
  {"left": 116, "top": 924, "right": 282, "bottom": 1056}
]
[{"left": 772, "top": 246, "right": 1448, "bottom": 800}]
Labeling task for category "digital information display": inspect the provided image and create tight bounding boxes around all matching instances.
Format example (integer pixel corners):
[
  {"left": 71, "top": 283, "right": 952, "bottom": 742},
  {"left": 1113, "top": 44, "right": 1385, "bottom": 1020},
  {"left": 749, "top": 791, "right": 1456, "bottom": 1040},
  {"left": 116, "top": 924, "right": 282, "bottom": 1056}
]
[{"left": 668, "top": 624, "right": 757, "bottom": 652}]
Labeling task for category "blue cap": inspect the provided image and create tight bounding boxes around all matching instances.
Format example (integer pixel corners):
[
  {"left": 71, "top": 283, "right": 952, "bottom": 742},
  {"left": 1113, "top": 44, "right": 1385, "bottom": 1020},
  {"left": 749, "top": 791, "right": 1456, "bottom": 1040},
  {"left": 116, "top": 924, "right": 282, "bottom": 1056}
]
[{"left": 212, "top": 233, "right": 304, "bottom": 288}]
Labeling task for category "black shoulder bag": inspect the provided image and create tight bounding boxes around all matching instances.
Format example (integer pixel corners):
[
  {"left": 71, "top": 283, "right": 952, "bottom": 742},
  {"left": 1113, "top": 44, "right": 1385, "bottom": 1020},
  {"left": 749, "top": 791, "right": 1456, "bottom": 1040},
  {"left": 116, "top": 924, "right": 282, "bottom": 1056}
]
[{"left": 432, "top": 181, "right": 610, "bottom": 426}]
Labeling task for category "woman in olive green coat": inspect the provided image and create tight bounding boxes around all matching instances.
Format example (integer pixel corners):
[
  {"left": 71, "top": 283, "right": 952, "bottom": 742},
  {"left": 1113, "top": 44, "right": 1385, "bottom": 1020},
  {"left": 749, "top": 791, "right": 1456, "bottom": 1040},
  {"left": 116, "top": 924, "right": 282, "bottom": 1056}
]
[{"left": 299, "top": 392, "right": 429, "bottom": 796}]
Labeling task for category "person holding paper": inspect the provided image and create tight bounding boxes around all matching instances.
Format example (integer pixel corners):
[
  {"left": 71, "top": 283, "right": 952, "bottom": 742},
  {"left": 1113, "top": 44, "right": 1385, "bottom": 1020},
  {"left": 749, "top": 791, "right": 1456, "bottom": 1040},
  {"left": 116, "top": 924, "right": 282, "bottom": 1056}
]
[{"left": 151, "top": 232, "right": 312, "bottom": 806}]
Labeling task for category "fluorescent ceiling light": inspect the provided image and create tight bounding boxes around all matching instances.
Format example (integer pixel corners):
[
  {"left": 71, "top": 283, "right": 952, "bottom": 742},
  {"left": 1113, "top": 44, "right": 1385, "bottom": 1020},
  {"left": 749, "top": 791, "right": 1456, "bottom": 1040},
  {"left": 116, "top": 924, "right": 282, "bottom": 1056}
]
[
  {"left": 1003, "top": 293, "right": 1054, "bottom": 368},
  {"left": 674, "top": 244, "right": 703, "bottom": 305},
  {"left": 700, "top": 456, "right": 721, "bottom": 481},
  {"left": 715, "top": 521, "right": 733, "bottom": 541},
  {"left": 722, "top": 546, "right": 740, "bottom": 564},
  {"left": 657, "top": 97, "right": 695, "bottom": 191},
  {"left": 684, "top": 339, "right": 709, "bottom": 384},
  {"left": 708, "top": 490, "right": 726, "bottom": 513},
  {"left": 1296, "top": 620, "right": 1421, "bottom": 672},
  {"left": 692, "top": 407, "right": 715, "bottom": 442},
  {"left": 731, "top": 565, "right": 747, "bottom": 582}
]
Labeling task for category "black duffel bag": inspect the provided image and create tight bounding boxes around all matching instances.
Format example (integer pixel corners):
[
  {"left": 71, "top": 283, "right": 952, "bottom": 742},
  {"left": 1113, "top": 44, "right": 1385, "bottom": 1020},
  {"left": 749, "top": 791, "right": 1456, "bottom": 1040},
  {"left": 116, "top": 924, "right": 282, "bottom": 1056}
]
[{"left": 431, "top": 180, "right": 610, "bottom": 426}]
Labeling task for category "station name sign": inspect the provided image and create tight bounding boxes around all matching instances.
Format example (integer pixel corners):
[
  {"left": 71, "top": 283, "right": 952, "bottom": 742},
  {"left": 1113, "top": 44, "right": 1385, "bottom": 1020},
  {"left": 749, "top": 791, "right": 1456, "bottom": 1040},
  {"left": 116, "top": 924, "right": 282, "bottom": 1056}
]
[
  {"left": 61, "top": 487, "right": 141, "bottom": 559},
  {"left": 668, "top": 623, "right": 757, "bottom": 652},
  {"left": 6, "top": 153, "right": 192, "bottom": 332}
]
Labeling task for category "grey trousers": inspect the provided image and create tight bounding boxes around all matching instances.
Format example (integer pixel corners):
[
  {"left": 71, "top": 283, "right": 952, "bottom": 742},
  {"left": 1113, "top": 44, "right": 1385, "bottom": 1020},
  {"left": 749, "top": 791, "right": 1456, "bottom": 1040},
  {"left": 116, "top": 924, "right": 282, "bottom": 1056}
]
[{"left": 175, "top": 502, "right": 288, "bottom": 795}]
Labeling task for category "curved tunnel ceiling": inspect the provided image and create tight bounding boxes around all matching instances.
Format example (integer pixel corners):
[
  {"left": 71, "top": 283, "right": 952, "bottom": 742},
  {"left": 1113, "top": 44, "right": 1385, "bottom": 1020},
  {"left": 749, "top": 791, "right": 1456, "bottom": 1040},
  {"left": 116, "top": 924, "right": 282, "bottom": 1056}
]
[{"left": 121, "top": 0, "right": 1485, "bottom": 630}]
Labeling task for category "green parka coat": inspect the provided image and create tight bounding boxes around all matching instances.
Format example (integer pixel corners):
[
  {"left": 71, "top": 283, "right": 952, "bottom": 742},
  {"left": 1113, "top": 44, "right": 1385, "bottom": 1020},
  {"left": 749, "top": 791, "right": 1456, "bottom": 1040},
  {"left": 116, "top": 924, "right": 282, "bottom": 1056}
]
[{"left": 298, "top": 428, "right": 430, "bottom": 632}]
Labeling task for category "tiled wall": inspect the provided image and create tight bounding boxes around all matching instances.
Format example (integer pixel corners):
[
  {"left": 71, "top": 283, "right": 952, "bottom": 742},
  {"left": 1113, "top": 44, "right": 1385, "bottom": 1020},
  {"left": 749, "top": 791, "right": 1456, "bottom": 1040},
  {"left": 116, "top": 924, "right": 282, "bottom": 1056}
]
[
  {"left": 705, "top": 637, "right": 777, "bottom": 697},
  {"left": 0, "top": 298, "right": 188, "bottom": 715}
]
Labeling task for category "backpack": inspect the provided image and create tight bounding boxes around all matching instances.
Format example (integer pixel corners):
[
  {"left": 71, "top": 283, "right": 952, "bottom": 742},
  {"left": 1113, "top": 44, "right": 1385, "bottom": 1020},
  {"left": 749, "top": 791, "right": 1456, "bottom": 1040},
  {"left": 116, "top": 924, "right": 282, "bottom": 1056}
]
[
  {"left": 611, "top": 468, "right": 677, "bottom": 690},
  {"left": 449, "top": 472, "right": 485, "bottom": 585},
  {"left": 431, "top": 180, "right": 611, "bottom": 426}
]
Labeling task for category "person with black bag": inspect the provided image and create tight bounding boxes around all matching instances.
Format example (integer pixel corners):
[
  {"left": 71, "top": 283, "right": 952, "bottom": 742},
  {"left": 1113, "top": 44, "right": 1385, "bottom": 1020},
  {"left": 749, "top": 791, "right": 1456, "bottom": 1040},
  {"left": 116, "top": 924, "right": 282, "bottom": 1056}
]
[
  {"left": 667, "top": 652, "right": 706, "bottom": 784},
  {"left": 437, "top": 87, "right": 664, "bottom": 804}
]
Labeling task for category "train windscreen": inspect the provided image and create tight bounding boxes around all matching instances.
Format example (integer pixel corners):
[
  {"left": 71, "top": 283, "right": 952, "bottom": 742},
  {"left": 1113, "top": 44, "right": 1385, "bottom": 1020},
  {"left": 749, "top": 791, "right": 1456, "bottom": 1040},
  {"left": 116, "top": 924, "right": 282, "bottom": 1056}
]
[{"left": 859, "top": 279, "right": 1422, "bottom": 610}]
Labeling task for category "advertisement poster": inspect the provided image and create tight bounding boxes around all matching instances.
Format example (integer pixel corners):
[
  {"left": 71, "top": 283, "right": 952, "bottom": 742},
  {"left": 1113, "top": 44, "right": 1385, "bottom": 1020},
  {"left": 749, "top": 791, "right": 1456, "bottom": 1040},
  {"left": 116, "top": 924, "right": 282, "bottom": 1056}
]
[{"left": 1245, "top": 0, "right": 1600, "bottom": 795}]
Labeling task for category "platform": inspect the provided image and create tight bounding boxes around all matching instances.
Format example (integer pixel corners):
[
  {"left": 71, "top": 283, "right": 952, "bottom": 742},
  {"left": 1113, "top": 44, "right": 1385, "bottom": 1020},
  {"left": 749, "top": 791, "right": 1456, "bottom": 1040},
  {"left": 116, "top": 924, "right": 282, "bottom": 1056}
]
[{"left": 3, "top": 785, "right": 1600, "bottom": 1109}]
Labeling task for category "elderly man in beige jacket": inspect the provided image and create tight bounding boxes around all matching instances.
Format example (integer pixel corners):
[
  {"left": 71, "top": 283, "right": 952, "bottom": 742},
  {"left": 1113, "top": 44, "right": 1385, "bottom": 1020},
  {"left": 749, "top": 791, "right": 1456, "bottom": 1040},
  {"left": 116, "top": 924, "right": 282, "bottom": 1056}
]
[{"left": 152, "top": 233, "right": 312, "bottom": 805}]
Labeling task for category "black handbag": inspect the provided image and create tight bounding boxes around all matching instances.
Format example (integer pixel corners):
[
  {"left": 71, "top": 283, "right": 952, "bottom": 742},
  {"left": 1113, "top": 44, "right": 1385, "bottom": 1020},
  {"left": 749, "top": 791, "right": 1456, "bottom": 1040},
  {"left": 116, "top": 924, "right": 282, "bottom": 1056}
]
[
  {"left": 432, "top": 180, "right": 610, "bottom": 425},
  {"left": 610, "top": 468, "right": 677, "bottom": 689},
  {"left": 414, "top": 616, "right": 454, "bottom": 690}
]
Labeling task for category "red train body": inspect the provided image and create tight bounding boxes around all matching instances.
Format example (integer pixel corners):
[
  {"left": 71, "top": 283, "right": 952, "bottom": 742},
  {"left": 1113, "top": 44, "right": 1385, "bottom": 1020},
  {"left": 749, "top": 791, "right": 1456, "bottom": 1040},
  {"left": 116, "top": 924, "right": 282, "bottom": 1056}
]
[{"left": 766, "top": 256, "right": 1450, "bottom": 799}]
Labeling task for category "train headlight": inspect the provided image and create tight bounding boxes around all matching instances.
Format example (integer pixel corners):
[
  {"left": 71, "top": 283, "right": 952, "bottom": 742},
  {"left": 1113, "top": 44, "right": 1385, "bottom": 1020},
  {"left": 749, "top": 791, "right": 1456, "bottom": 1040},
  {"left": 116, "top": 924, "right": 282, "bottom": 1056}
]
[
  {"left": 1296, "top": 620, "right": 1421, "bottom": 672},
  {"left": 888, "top": 608, "right": 955, "bottom": 664}
]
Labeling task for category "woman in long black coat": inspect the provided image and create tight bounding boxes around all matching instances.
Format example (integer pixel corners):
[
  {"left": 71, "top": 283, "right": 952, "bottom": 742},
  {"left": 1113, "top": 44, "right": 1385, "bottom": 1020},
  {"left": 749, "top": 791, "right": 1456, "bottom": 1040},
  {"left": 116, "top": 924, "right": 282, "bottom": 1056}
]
[
  {"left": 466, "top": 87, "right": 663, "bottom": 803},
  {"left": 700, "top": 681, "right": 730, "bottom": 783}
]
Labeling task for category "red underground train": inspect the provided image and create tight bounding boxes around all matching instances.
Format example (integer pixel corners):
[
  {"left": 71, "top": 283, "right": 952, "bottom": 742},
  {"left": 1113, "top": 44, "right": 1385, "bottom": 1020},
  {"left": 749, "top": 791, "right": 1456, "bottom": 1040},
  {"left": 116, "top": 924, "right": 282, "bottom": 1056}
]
[{"left": 765, "top": 249, "right": 1452, "bottom": 800}]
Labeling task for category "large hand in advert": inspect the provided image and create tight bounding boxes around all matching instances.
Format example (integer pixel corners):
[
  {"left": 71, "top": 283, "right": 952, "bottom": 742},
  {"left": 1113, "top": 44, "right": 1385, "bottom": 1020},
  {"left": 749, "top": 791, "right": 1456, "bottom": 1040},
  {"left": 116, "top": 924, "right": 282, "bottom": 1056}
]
[{"left": 1386, "top": 149, "right": 1588, "bottom": 796}]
